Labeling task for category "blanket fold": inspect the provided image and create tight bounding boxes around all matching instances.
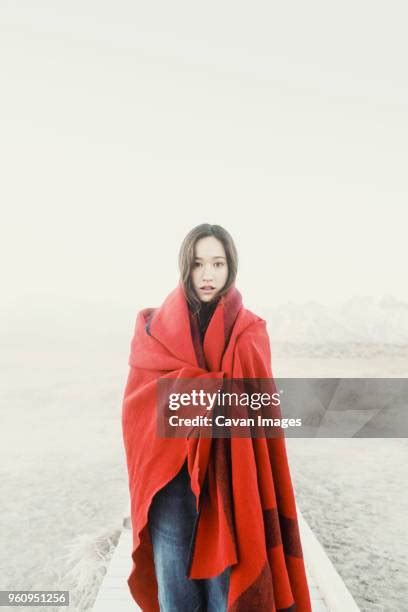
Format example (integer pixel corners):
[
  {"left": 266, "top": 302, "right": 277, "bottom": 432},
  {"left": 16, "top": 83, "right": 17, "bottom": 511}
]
[{"left": 122, "top": 282, "right": 312, "bottom": 611}]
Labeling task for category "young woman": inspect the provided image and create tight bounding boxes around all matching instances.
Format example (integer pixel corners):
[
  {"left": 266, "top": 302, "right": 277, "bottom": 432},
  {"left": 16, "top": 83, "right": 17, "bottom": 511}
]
[{"left": 122, "top": 223, "right": 312, "bottom": 612}]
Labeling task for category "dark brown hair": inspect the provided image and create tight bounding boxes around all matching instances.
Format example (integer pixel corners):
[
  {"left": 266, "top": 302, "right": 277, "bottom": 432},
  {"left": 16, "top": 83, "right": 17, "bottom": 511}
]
[{"left": 178, "top": 223, "right": 239, "bottom": 312}]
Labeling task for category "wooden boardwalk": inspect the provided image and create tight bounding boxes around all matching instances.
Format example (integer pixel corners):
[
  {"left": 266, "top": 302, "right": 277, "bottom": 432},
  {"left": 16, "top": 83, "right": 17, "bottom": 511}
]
[{"left": 93, "top": 505, "right": 360, "bottom": 611}]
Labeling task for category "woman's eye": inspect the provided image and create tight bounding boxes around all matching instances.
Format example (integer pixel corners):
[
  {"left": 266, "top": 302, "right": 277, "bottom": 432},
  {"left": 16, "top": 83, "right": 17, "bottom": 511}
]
[{"left": 194, "top": 261, "right": 224, "bottom": 268}]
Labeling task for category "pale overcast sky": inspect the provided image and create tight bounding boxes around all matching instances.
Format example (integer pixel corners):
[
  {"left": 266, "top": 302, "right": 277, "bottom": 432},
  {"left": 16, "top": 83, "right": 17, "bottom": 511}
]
[{"left": 1, "top": 1, "right": 407, "bottom": 314}]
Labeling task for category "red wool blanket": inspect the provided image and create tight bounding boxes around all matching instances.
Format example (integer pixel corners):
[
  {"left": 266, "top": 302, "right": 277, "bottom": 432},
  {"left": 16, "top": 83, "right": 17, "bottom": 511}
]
[{"left": 122, "top": 282, "right": 312, "bottom": 611}]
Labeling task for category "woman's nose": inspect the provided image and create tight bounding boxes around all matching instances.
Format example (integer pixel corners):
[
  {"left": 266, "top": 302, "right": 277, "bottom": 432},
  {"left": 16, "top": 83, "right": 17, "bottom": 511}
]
[{"left": 202, "top": 266, "right": 214, "bottom": 280}]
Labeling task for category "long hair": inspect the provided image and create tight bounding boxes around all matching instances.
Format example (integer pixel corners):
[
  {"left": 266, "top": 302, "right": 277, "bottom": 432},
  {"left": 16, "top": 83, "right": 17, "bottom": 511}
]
[{"left": 178, "top": 223, "right": 239, "bottom": 313}]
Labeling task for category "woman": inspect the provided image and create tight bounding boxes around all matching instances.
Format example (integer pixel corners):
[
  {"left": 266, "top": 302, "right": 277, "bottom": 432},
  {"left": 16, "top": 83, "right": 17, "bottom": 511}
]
[{"left": 122, "top": 223, "right": 312, "bottom": 611}]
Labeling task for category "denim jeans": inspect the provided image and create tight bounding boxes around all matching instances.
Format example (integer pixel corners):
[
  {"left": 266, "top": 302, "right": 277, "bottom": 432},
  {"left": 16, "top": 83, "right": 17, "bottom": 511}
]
[{"left": 148, "top": 459, "right": 231, "bottom": 612}]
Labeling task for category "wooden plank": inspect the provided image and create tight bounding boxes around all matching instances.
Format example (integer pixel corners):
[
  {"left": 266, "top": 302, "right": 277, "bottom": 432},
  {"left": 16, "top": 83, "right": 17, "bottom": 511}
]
[
  {"left": 94, "top": 505, "right": 360, "bottom": 611},
  {"left": 297, "top": 504, "right": 360, "bottom": 611}
]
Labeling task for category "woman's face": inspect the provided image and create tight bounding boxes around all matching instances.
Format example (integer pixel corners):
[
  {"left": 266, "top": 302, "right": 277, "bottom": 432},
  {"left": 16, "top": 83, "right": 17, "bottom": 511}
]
[{"left": 191, "top": 236, "right": 229, "bottom": 302}]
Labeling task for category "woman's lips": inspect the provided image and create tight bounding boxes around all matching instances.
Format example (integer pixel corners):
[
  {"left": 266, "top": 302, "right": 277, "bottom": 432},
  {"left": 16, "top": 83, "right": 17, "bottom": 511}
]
[{"left": 201, "top": 287, "right": 215, "bottom": 293}]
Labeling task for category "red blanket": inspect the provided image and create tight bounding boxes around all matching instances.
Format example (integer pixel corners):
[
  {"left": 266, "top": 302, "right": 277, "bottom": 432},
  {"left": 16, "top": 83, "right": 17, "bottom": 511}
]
[{"left": 122, "top": 282, "right": 312, "bottom": 611}]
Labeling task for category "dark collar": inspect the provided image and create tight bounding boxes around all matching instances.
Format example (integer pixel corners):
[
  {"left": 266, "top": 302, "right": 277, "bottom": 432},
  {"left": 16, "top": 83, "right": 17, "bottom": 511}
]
[{"left": 195, "top": 297, "right": 221, "bottom": 338}]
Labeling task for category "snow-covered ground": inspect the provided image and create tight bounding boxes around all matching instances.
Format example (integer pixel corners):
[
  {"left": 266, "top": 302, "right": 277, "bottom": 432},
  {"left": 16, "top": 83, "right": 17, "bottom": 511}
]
[
  {"left": 288, "top": 437, "right": 408, "bottom": 612},
  {"left": 1, "top": 299, "right": 407, "bottom": 610},
  {"left": 275, "top": 345, "right": 408, "bottom": 612}
]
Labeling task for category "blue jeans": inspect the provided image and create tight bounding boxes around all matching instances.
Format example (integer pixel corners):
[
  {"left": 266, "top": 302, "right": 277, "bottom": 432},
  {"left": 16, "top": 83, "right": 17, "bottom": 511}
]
[{"left": 148, "top": 459, "right": 231, "bottom": 612}]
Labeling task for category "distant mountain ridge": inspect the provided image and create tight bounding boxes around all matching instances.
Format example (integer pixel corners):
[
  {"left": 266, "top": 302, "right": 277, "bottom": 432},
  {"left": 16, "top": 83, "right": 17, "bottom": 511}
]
[
  {"left": 259, "top": 295, "right": 408, "bottom": 345},
  {"left": 2, "top": 294, "right": 408, "bottom": 346}
]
